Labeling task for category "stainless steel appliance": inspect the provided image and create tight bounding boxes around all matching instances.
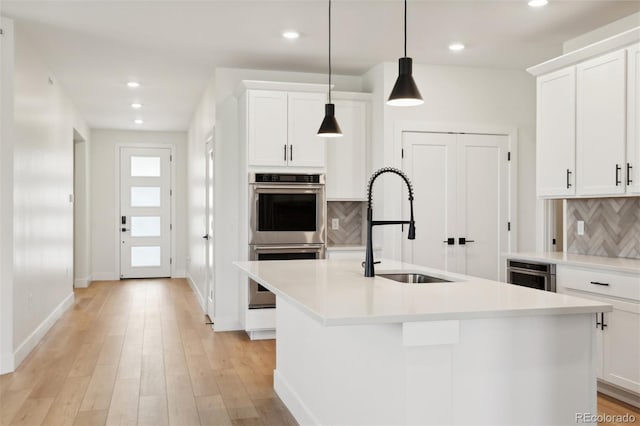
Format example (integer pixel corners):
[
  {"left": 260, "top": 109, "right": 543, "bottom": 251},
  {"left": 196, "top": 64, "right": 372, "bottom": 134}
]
[
  {"left": 506, "top": 259, "right": 556, "bottom": 292},
  {"left": 248, "top": 244, "right": 325, "bottom": 308},
  {"left": 249, "top": 173, "right": 326, "bottom": 245},
  {"left": 248, "top": 173, "right": 326, "bottom": 309}
]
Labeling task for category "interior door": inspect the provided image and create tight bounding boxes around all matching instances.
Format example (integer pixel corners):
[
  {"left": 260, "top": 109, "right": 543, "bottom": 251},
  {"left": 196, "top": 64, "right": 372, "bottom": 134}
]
[
  {"left": 204, "top": 138, "right": 215, "bottom": 320},
  {"left": 401, "top": 132, "right": 457, "bottom": 271},
  {"left": 402, "top": 132, "right": 509, "bottom": 281},
  {"left": 120, "top": 147, "right": 171, "bottom": 278}
]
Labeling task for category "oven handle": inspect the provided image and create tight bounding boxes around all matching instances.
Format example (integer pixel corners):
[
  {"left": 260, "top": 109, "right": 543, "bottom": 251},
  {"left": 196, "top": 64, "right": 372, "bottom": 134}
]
[
  {"left": 507, "top": 267, "right": 553, "bottom": 278},
  {"left": 252, "top": 245, "right": 325, "bottom": 252},
  {"left": 251, "top": 184, "right": 325, "bottom": 191}
]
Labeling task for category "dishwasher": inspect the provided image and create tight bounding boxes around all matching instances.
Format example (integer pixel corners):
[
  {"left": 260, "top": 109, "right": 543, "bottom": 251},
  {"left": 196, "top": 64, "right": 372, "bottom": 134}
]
[{"left": 506, "top": 259, "right": 556, "bottom": 292}]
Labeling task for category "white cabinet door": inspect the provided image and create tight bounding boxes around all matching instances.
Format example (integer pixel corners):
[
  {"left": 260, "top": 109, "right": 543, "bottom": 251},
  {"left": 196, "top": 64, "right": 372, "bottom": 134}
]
[
  {"left": 576, "top": 50, "right": 627, "bottom": 196},
  {"left": 627, "top": 43, "right": 640, "bottom": 194},
  {"left": 248, "top": 90, "right": 288, "bottom": 167},
  {"left": 456, "top": 134, "right": 509, "bottom": 281},
  {"left": 287, "top": 92, "right": 326, "bottom": 168},
  {"left": 537, "top": 67, "right": 576, "bottom": 197},
  {"left": 326, "top": 99, "right": 367, "bottom": 199},
  {"left": 603, "top": 298, "right": 640, "bottom": 394}
]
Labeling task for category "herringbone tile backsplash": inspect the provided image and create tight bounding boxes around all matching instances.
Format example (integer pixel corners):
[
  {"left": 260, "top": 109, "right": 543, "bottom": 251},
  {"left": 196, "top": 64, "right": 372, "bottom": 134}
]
[
  {"left": 566, "top": 197, "right": 640, "bottom": 259},
  {"left": 327, "top": 201, "right": 365, "bottom": 245}
]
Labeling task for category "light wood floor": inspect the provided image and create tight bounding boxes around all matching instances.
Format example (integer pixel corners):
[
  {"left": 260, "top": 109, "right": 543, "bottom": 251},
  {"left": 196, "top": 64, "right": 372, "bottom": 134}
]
[{"left": 1, "top": 278, "right": 638, "bottom": 426}]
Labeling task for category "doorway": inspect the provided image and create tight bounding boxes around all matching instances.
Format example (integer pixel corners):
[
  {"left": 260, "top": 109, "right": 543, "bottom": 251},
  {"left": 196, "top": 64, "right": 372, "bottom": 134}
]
[
  {"left": 73, "top": 129, "right": 89, "bottom": 287},
  {"left": 204, "top": 132, "right": 215, "bottom": 321},
  {"left": 119, "top": 147, "right": 172, "bottom": 278}
]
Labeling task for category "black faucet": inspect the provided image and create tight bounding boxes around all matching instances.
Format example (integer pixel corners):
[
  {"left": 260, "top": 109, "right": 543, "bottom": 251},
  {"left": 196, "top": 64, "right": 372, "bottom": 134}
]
[{"left": 364, "top": 167, "right": 416, "bottom": 277}]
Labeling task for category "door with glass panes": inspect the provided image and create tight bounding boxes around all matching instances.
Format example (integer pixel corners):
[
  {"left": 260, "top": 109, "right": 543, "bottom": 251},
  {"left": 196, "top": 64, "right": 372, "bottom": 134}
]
[{"left": 120, "top": 147, "right": 172, "bottom": 278}]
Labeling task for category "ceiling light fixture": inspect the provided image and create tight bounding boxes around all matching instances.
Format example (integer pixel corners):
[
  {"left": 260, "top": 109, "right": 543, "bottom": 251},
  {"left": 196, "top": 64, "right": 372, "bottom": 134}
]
[
  {"left": 387, "top": 0, "right": 423, "bottom": 107},
  {"left": 528, "top": 0, "right": 548, "bottom": 7},
  {"left": 317, "top": 0, "right": 342, "bottom": 138},
  {"left": 131, "top": 103, "right": 142, "bottom": 109},
  {"left": 127, "top": 81, "right": 140, "bottom": 88},
  {"left": 449, "top": 43, "right": 465, "bottom": 51},
  {"left": 134, "top": 119, "right": 143, "bottom": 124},
  {"left": 282, "top": 31, "right": 300, "bottom": 40}
]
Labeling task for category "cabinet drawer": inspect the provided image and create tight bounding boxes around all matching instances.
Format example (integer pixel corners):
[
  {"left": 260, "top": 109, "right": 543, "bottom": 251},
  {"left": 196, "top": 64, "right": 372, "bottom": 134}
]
[{"left": 557, "top": 265, "right": 640, "bottom": 301}]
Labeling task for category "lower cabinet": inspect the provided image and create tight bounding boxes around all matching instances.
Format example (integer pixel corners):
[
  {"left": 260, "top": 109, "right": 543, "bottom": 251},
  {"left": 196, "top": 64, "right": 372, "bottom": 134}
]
[{"left": 557, "top": 264, "right": 640, "bottom": 396}]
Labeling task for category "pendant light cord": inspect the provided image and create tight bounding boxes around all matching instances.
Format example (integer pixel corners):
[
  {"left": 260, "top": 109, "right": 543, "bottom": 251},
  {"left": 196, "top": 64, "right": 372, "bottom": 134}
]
[
  {"left": 328, "top": 0, "right": 332, "bottom": 104},
  {"left": 404, "top": 0, "right": 407, "bottom": 57}
]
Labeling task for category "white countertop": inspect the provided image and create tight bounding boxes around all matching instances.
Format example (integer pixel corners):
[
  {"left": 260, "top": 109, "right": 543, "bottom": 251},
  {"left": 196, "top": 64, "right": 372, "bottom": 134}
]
[
  {"left": 504, "top": 252, "right": 640, "bottom": 274},
  {"left": 234, "top": 259, "right": 611, "bottom": 326}
]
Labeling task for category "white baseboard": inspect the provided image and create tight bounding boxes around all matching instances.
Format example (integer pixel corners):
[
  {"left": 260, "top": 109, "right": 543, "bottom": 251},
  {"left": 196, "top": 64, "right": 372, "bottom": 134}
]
[
  {"left": 91, "top": 272, "right": 118, "bottom": 281},
  {"left": 74, "top": 275, "right": 92, "bottom": 288},
  {"left": 213, "top": 317, "right": 243, "bottom": 332},
  {"left": 0, "top": 351, "right": 15, "bottom": 375},
  {"left": 274, "top": 369, "right": 320, "bottom": 426},
  {"left": 13, "top": 292, "right": 74, "bottom": 370},
  {"left": 246, "top": 329, "right": 276, "bottom": 340},
  {"left": 172, "top": 268, "right": 186, "bottom": 278},
  {"left": 598, "top": 380, "right": 640, "bottom": 409},
  {"left": 186, "top": 272, "right": 205, "bottom": 313}
]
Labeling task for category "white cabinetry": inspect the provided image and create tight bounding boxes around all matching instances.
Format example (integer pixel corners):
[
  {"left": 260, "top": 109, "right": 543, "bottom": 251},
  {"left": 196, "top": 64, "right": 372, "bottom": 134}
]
[
  {"left": 627, "top": 43, "right": 640, "bottom": 194},
  {"left": 557, "top": 264, "right": 640, "bottom": 396},
  {"left": 536, "top": 67, "right": 576, "bottom": 197},
  {"left": 576, "top": 50, "right": 627, "bottom": 196},
  {"left": 326, "top": 94, "right": 370, "bottom": 200},
  {"left": 246, "top": 89, "right": 325, "bottom": 168}
]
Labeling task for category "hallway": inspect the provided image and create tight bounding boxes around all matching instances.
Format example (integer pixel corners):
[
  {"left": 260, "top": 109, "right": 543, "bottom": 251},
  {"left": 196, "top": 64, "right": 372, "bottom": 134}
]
[{"left": 0, "top": 279, "right": 295, "bottom": 426}]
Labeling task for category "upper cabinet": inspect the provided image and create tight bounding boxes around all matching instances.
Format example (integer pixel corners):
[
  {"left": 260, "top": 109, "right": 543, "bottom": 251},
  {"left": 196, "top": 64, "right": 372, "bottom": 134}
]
[
  {"left": 530, "top": 34, "right": 640, "bottom": 199},
  {"left": 627, "top": 43, "right": 640, "bottom": 194},
  {"left": 576, "top": 50, "right": 626, "bottom": 196},
  {"left": 246, "top": 89, "right": 326, "bottom": 168},
  {"left": 326, "top": 94, "right": 370, "bottom": 200},
  {"left": 536, "top": 67, "right": 576, "bottom": 197}
]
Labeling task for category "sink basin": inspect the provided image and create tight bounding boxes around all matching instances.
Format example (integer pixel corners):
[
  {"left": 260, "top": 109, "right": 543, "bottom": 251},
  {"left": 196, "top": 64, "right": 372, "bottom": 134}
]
[{"left": 377, "top": 273, "right": 451, "bottom": 284}]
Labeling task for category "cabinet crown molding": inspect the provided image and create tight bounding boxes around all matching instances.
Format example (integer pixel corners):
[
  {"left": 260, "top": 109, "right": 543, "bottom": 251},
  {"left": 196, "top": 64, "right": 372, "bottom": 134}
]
[
  {"left": 236, "top": 80, "right": 329, "bottom": 96},
  {"left": 527, "top": 27, "right": 640, "bottom": 76}
]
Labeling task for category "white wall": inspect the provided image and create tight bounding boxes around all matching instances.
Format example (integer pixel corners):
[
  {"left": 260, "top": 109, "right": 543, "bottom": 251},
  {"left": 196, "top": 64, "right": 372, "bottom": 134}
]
[
  {"left": 0, "top": 16, "right": 16, "bottom": 374},
  {"left": 1, "top": 19, "right": 90, "bottom": 372},
  {"left": 364, "top": 62, "right": 537, "bottom": 259},
  {"left": 90, "top": 129, "right": 188, "bottom": 280}
]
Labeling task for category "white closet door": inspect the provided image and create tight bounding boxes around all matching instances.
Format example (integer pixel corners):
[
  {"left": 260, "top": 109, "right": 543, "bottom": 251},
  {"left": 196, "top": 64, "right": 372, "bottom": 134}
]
[
  {"left": 456, "top": 134, "right": 509, "bottom": 281},
  {"left": 401, "top": 132, "right": 457, "bottom": 271},
  {"left": 120, "top": 147, "right": 171, "bottom": 278}
]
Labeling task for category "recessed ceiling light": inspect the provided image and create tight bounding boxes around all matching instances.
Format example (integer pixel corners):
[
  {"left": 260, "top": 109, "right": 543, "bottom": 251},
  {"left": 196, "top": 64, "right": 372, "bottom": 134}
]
[
  {"left": 528, "top": 0, "right": 548, "bottom": 7},
  {"left": 282, "top": 31, "right": 300, "bottom": 40},
  {"left": 449, "top": 43, "right": 465, "bottom": 51},
  {"left": 134, "top": 119, "right": 143, "bottom": 124},
  {"left": 127, "top": 81, "right": 140, "bottom": 88},
  {"left": 131, "top": 103, "right": 142, "bottom": 109}
]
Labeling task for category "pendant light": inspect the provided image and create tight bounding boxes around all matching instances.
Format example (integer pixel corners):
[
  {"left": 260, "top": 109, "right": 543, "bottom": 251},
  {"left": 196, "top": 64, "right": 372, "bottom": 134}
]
[
  {"left": 387, "top": 0, "right": 424, "bottom": 107},
  {"left": 317, "top": 0, "right": 343, "bottom": 137}
]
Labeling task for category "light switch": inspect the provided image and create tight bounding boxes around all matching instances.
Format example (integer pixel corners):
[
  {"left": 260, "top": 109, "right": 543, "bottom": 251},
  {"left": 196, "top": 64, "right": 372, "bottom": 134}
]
[
  {"left": 577, "top": 220, "right": 585, "bottom": 236},
  {"left": 331, "top": 218, "right": 339, "bottom": 230}
]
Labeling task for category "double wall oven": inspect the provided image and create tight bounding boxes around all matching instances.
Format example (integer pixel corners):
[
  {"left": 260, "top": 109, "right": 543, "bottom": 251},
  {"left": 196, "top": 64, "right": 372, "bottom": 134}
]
[{"left": 248, "top": 173, "right": 326, "bottom": 308}]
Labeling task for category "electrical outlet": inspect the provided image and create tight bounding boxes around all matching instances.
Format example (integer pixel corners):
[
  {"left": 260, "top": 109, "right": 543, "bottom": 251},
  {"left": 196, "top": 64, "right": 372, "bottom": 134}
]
[
  {"left": 331, "top": 218, "right": 339, "bottom": 230},
  {"left": 577, "top": 220, "right": 585, "bottom": 236}
]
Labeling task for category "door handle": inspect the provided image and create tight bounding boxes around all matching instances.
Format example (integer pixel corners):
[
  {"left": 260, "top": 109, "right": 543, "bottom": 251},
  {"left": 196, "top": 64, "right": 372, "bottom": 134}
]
[
  {"left": 566, "top": 169, "right": 572, "bottom": 189},
  {"left": 615, "top": 164, "right": 621, "bottom": 186},
  {"left": 442, "top": 238, "right": 455, "bottom": 245},
  {"left": 459, "top": 238, "right": 475, "bottom": 245},
  {"left": 202, "top": 234, "right": 210, "bottom": 240},
  {"left": 627, "top": 163, "right": 633, "bottom": 185},
  {"left": 121, "top": 227, "right": 128, "bottom": 232}
]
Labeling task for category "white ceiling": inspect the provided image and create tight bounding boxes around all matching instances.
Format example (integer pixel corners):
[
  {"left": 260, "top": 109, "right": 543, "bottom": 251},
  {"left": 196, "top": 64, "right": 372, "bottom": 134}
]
[{"left": 2, "top": 1, "right": 639, "bottom": 131}]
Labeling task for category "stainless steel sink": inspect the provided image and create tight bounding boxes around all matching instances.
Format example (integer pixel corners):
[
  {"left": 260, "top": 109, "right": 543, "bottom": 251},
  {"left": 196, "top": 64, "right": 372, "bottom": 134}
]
[{"left": 377, "top": 273, "right": 451, "bottom": 284}]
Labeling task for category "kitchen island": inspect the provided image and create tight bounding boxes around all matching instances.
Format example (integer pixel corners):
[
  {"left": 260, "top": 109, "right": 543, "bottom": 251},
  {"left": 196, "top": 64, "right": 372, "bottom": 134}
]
[{"left": 234, "top": 259, "right": 611, "bottom": 426}]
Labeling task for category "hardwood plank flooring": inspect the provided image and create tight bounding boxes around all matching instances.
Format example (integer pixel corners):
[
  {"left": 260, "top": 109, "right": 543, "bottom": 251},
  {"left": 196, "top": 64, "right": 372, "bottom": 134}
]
[{"left": 0, "top": 278, "right": 637, "bottom": 425}]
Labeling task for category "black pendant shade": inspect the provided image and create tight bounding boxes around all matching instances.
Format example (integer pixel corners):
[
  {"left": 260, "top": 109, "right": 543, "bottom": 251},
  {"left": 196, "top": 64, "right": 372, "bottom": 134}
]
[
  {"left": 318, "top": 103, "right": 343, "bottom": 138},
  {"left": 318, "top": 0, "right": 343, "bottom": 138},
  {"left": 387, "top": 57, "right": 423, "bottom": 106},
  {"left": 387, "top": 0, "right": 423, "bottom": 107}
]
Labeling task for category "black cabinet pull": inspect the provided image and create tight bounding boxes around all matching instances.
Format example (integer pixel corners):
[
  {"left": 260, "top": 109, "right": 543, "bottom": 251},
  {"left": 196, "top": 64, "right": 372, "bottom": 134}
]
[
  {"left": 590, "top": 281, "right": 610, "bottom": 286},
  {"left": 596, "top": 312, "right": 602, "bottom": 329},
  {"left": 628, "top": 163, "right": 633, "bottom": 185},
  {"left": 202, "top": 234, "right": 210, "bottom": 240},
  {"left": 458, "top": 238, "right": 475, "bottom": 245},
  {"left": 616, "top": 164, "right": 622, "bottom": 186},
  {"left": 121, "top": 227, "right": 128, "bottom": 232},
  {"left": 283, "top": 144, "right": 287, "bottom": 161},
  {"left": 566, "top": 169, "right": 572, "bottom": 189},
  {"left": 601, "top": 313, "right": 607, "bottom": 330},
  {"left": 290, "top": 144, "right": 293, "bottom": 161},
  {"left": 442, "top": 238, "right": 455, "bottom": 245},
  {"left": 121, "top": 216, "right": 126, "bottom": 225}
]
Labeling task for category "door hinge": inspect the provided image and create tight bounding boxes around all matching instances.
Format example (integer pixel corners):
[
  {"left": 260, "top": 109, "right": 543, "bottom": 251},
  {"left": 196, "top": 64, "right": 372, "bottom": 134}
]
[
  {"left": 507, "top": 222, "right": 511, "bottom": 231},
  {"left": 401, "top": 148, "right": 404, "bottom": 159},
  {"left": 170, "top": 189, "right": 173, "bottom": 196},
  {"left": 170, "top": 224, "right": 172, "bottom": 231},
  {"left": 507, "top": 152, "right": 511, "bottom": 161},
  {"left": 170, "top": 257, "right": 172, "bottom": 265},
  {"left": 170, "top": 155, "right": 173, "bottom": 162}
]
